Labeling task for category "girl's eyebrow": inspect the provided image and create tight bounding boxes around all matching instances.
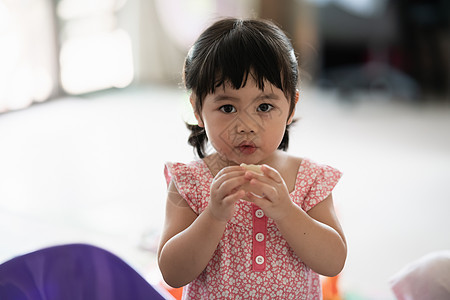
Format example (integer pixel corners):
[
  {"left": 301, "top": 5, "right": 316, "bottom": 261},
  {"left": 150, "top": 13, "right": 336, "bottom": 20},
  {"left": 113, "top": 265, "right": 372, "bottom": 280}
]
[
  {"left": 212, "top": 94, "right": 240, "bottom": 102},
  {"left": 256, "top": 93, "right": 280, "bottom": 101},
  {"left": 213, "top": 92, "right": 280, "bottom": 102}
]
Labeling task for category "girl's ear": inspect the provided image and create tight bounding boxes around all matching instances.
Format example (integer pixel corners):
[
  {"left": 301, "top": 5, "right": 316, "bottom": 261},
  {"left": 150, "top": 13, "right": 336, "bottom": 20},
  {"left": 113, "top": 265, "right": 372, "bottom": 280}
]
[
  {"left": 190, "top": 94, "right": 204, "bottom": 127},
  {"left": 287, "top": 90, "right": 299, "bottom": 125}
]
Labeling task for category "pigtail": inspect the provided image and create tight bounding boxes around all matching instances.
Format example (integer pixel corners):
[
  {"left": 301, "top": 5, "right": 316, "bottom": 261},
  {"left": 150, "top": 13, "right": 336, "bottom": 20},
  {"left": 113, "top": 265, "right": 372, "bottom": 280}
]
[
  {"left": 278, "top": 125, "right": 290, "bottom": 151},
  {"left": 186, "top": 123, "right": 208, "bottom": 158},
  {"left": 278, "top": 119, "right": 297, "bottom": 151}
]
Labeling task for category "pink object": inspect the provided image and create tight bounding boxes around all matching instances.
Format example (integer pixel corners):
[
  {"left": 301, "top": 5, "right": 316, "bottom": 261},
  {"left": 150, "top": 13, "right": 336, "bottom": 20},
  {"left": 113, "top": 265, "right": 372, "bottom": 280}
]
[{"left": 390, "top": 251, "right": 450, "bottom": 300}]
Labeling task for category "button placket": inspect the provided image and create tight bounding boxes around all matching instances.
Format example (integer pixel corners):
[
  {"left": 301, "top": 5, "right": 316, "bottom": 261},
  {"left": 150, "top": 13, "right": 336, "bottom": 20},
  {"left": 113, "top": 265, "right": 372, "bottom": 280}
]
[{"left": 252, "top": 204, "right": 267, "bottom": 271}]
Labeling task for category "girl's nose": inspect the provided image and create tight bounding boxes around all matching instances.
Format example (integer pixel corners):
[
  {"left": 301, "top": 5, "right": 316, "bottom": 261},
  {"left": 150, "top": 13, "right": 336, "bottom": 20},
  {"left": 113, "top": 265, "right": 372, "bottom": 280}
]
[
  {"left": 235, "top": 114, "right": 258, "bottom": 133},
  {"left": 239, "top": 127, "right": 255, "bottom": 133}
]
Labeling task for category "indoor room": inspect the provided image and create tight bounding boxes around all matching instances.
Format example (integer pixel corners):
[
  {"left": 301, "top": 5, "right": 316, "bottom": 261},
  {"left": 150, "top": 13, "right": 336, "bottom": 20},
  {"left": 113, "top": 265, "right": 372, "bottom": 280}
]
[{"left": 1, "top": 0, "right": 449, "bottom": 299}]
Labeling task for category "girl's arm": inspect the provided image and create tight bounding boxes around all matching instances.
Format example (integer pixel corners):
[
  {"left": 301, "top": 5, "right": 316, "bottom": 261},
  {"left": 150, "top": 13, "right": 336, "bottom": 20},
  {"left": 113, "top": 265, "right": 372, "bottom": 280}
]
[
  {"left": 245, "top": 165, "right": 347, "bottom": 277},
  {"left": 157, "top": 182, "right": 226, "bottom": 288},
  {"left": 275, "top": 194, "right": 347, "bottom": 277},
  {"left": 158, "top": 167, "right": 247, "bottom": 288}
]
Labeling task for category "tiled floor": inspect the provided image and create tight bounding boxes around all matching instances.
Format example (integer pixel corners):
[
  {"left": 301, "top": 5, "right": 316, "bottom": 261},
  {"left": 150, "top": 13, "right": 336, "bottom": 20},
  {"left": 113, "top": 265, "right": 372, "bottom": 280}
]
[{"left": 1, "top": 85, "right": 449, "bottom": 299}]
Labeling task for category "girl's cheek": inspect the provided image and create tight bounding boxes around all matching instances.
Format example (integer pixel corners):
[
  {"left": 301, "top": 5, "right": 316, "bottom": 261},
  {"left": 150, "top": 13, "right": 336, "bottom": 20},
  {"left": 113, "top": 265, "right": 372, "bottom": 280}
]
[{"left": 255, "top": 112, "right": 278, "bottom": 126}]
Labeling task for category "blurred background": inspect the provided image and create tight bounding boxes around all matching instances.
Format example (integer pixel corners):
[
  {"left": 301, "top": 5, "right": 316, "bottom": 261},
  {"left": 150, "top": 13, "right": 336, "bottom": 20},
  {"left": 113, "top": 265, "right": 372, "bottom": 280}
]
[{"left": 0, "top": 0, "right": 449, "bottom": 299}]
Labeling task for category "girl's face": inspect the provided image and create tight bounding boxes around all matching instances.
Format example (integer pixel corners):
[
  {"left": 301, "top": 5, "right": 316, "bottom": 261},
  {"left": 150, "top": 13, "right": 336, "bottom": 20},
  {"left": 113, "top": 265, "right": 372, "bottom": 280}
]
[{"left": 192, "top": 77, "right": 295, "bottom": 166}]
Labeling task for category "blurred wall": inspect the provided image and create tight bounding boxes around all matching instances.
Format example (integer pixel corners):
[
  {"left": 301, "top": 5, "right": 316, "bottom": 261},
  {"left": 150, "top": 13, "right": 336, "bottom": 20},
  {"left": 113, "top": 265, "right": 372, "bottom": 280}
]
[
  {"left": 119, "top": 0, "right": 449, "bottom": 101},
  {"left": 118, "top": 0, "right": 259, "bottom": 86},
  {"left": 259, "top": 0, "right": 320, "bottom": 84}
]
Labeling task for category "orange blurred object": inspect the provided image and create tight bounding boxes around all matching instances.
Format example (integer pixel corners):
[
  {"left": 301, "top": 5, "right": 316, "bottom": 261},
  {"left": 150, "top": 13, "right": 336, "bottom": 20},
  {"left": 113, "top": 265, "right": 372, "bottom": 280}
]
[
  {"left": 322, "top": 275, "right": 342, "bottom": 300},
  {"left": 159, "top": 281, "right": 183, "bottom": 300}
]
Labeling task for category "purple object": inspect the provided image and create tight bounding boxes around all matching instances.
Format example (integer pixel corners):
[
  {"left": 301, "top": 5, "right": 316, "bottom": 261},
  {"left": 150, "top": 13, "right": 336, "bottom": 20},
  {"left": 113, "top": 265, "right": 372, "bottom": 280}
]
[{"left": 0, "top": 243, "right": 168, "bottom": 300}]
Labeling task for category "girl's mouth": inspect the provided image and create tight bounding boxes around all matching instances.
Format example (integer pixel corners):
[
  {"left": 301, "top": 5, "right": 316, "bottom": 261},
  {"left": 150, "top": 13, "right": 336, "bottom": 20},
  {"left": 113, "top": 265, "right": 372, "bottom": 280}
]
[{"left": 238, "top": 142, "right": 257, "bottom": 155}]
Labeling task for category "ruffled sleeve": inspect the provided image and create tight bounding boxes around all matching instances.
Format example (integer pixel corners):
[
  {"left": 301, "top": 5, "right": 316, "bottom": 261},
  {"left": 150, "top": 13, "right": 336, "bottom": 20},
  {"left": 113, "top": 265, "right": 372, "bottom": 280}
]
[
  {"left": 298, "top": 159, "right": 342, "bottom": 211},
  {"left": 164, "top": 161, "right": 210, "bottom": 215}
]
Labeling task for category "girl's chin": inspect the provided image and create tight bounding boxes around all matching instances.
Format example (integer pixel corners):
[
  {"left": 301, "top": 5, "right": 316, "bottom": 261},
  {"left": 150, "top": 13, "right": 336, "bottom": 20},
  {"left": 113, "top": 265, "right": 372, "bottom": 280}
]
[{"left": 211, "top": 149, "right": 270, "bottom": 166}]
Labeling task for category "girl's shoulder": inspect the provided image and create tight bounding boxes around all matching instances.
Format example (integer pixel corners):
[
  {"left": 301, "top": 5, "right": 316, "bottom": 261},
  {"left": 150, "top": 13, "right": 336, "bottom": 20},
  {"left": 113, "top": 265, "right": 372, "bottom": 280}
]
[
  {"left": 164, "top": 160, "right": 212, "bottom": 214},
  {"left": 273, "top": 153, "right": 342, "bottom": 194},
  {"left": 271, "top": 151, "right": 302, "bottom": 172},
  {"left": 164, "top": 160, "right": 211, "bottom": 186},
  {"left": 277, "top": 152, "right": 341, "bottom": 175},
  {"left": 284, "top": 155, "right": 342, "bottom": 211},
  {"left": 284, "top": 153, "right": 303, "bottom": 170}
]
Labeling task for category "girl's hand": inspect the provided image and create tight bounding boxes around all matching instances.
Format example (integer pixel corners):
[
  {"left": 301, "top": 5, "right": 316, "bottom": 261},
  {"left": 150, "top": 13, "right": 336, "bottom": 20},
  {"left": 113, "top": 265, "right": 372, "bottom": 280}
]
[
  {"left": 208, "top": 166, "right": 247, "bottom": 223},
  {"left": 244, "top": 164, "right": 295, "bottom": 221}
]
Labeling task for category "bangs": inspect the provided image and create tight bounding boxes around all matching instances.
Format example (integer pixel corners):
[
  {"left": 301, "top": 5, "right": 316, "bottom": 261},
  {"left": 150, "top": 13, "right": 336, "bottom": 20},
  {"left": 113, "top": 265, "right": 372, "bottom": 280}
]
[
  {"left": 209, "top": 27, "right": 284, "bottom": 92},
  {"left": 185, "top": 19, "right": 297, "bottom": 104}
]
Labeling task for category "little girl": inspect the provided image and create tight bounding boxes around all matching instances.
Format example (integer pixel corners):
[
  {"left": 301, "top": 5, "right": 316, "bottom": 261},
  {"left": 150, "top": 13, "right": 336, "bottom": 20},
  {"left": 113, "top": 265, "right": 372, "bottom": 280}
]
[{"left": 158, "top": 18, "right": 347, "bottom": 299}]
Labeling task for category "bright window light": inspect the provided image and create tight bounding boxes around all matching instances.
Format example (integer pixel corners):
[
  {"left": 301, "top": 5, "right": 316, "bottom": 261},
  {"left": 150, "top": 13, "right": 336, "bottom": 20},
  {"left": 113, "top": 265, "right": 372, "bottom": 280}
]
[
  {"left": 58, "top": 0, "right": 133, "bottom": 95},
  {"left": 60, "top": 29, "right": 133, "bottom": 94},
  {"left": 0, "top": 0, "right": 56, "bottom": 113}
]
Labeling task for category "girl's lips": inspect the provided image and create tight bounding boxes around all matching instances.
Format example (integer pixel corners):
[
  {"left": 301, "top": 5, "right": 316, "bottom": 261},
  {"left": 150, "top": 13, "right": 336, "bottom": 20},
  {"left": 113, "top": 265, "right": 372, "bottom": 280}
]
[{"left": 238, "top": 142, "right": 257, "bottom": 155}]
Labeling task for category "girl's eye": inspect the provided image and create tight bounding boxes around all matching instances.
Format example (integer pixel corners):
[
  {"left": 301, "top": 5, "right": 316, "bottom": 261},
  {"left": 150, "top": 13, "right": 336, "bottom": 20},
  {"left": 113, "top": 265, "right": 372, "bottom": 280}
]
[
  {"left": 219, "top": 105, "right": 236, "bottom": 113},
  {"left": 257, "top": 103, "right": 274, "bottom": 112}
]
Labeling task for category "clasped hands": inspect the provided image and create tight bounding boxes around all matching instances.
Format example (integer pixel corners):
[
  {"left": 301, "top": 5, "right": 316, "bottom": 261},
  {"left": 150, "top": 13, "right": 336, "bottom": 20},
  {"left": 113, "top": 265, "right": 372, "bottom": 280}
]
[{"left": 207, "top": 164, "right": 295, "bottom": 223}]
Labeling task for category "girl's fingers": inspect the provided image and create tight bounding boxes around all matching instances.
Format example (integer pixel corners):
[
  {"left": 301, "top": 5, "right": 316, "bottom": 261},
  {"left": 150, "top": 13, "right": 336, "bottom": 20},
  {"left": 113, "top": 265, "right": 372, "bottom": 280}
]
[
  {"left": 219, "top": 176, "right": 248, "bottom": 196},
  {"left": 245, "top": 191, "right": 271, "bottom": 207},
  {"left": 246, "top": 179, "right": 277, "bottom": 201},
  {"left": 243, "top": 171, "right": 278, "bottom": 190},
  {"left": 209, "top": 189, "right": 244, "bottom": 222},
  {"left": 245, "top": 192, "right": 260, "bottom": 204},
  {"left": 260, "top": 164, "right": 283, "bottom": 183},
  {"left": 212, "top": 169, "right": 249, "bottom": 200},
  {"left": 215, "top": 166, "right": 245, "bottom": 180},
  {"left": 223, "top": 189, "right": 246, "bottom": 205},
  {"left": 243, "top": 164, "right": 282, "bottom": 184},
  {"left": 214, "top": 168, "right": 246, "bottom": 187},
  {"left": 255, "top": 180, "right": 278, "bottom": 201}
]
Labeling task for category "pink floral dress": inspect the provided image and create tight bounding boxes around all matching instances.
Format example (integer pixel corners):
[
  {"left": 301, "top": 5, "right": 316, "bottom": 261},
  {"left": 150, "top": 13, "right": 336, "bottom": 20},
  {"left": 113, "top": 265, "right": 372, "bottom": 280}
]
[{"left": 164, "top": 158, "right": 342, "bottom": 300}]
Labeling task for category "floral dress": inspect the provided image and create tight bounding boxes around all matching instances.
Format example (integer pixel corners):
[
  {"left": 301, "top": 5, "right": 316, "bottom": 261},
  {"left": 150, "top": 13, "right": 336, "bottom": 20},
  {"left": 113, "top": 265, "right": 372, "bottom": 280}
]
[{"left": 164, "top": 158, "right": 342, "bottom": 300}]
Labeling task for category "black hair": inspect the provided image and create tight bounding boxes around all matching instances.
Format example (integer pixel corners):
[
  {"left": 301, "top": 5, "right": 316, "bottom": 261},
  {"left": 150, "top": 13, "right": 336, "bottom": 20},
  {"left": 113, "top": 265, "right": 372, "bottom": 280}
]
[{"left": 184, "top": 18, "right": 299, "bottom": 158}]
